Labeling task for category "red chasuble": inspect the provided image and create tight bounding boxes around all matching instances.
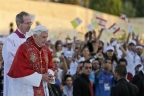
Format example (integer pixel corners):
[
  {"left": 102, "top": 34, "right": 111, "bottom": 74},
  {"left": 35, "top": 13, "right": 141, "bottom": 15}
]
[{"left": 8, "top": 36, "right": 54, "bottom": 96}]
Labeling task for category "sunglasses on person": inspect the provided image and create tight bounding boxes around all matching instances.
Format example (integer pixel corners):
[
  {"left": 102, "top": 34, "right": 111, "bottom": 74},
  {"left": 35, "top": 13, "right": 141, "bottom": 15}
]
[{"left": 84, "top": 66, "right": 92, "bottom": 70}]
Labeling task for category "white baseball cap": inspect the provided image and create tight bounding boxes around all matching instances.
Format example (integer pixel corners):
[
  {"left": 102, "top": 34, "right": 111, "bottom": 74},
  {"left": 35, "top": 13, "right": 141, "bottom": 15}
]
[
  {"left": 105, "top": 46, "right": 114, "bottom": 53},
  {"left": 128, "top": 40, "right": 136, "bottom": 45},
  {"left": 136, "top": 45, "right": 143, "bottom": 49}
]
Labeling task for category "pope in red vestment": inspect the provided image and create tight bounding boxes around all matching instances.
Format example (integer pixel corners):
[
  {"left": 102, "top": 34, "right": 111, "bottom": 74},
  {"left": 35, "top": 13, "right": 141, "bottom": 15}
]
[{"left": 7, "top": 25, "right": 54, "bottom": 96}]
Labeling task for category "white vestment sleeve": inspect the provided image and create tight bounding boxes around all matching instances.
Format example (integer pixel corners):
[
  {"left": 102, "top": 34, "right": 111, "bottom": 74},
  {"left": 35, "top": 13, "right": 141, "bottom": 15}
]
[
  {"left": 16, "top": 72, "right": 42, "bottom": 87},
  {"left": 3, "top": 35, "right": 26, "bottom": 96}
]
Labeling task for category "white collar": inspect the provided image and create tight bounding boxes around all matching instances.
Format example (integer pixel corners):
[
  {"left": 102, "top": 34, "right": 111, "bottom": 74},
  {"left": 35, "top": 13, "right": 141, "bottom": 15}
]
[
  {"left": 35, "top": 42, "right": 42, "bottom": 48},
  {"left": 17, "top": 29, "right": 26, "bottom": 36}
]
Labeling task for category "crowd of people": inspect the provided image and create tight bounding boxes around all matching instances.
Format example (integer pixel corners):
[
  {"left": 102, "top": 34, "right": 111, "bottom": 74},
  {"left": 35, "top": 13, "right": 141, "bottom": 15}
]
[{"left": 0, "top": 11, "right": 144, "bottom": 96}]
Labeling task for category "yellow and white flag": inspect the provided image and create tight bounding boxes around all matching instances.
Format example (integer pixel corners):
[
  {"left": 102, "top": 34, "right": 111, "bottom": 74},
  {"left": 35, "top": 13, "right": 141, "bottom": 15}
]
[
  {"left": 86, "top": 18, "right": 98, "bottom": 31},
  {"left": 71, "top": 17, "right": 82, "bottom": 29}
]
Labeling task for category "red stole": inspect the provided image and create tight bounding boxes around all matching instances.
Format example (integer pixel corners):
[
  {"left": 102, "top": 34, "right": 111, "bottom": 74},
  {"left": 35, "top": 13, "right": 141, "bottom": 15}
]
[
  {"left": 89, "top": 82, "right": 94, "bottom": 96},
  {"left": 25, "top": 37, "right": 49, "bottom": 96},
  {"left": 15, "top": 29, "right": 26, "bottom": 38},
  {"left": 25, "top": 37, "right": 49, "bottom": 74},
  {"left": 127, "top": 72, "right": 133, "bottom": 82}
]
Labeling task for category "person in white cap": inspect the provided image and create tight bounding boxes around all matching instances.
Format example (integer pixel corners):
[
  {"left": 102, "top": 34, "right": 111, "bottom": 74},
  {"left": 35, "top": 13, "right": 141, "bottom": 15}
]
[
  {"left": 47, "top": 69, "right": 61, "bottom": 96},
  {"left": 136, "top": 45, "right": 143, "bottom": 63},
  {"left": 134, "top": 46, "right": 143, "bottom": 64},
  {"left": 104, "top": 46, "right": 119, "bottom": 71},
  {"left": 7, "top": 25, "right": 54, "bottom": 96},
  {"left": 53, "top": 56, "right": 68, "bottom": 84},
  {"left": 125, "top": 40, "right": 137, "bottom": 76},
  {"left": 2, "top": 11, "right": 32, "bottom": 96},
  {"left": 136, "top": 46, "right": 143, "bottom": 55},
  {"left": 64, "top": 39, "right": 74, "bottom": 55}
]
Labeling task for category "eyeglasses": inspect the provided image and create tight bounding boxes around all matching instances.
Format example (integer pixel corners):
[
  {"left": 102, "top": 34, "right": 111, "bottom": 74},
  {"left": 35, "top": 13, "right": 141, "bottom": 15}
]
[
  {"left": 84, "top": 66, "right": 92, "bottom": 70},
  {"left": 23, "top": 22, "right": 32, "bottom": 25}
]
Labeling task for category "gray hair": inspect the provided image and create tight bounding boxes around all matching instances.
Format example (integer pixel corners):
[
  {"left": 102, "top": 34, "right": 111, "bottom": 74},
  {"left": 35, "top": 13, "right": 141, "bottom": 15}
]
[
  {"left": 15, "top": 11, "right": 30, "bottom": 23},
  {"left": 33, "top": 25, "right": 48, "bottom": 36},
  {"left": 34, "top": 30, "right": 48, "bottom": 36}
]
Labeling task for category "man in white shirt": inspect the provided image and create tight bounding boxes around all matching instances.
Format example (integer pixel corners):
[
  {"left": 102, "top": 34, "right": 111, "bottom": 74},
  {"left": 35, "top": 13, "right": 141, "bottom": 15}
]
[{"left": 2, "top": 11, "right": 32, "bottom": 96}]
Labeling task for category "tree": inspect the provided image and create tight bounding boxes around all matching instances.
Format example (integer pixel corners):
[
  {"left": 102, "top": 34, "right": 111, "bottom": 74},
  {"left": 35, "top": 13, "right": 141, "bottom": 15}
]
[
  {"left": 122, "top": 0, "right": 136, "bottom": 17},
  {"left": 89, "top": 0, "right": 123, "bottom": 16},
  {"left": 131, "top": 0, "right": 144, "bottom": 17}
]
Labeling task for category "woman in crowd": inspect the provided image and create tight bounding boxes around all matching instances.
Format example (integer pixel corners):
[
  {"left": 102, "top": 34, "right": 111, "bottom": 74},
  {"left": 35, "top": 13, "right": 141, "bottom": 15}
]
[
  {"left": 55, "top": 40, "right": 63, "bottom": 58},
  {"left": 62, "top": 75, "right": 73, "bottom": 96}
]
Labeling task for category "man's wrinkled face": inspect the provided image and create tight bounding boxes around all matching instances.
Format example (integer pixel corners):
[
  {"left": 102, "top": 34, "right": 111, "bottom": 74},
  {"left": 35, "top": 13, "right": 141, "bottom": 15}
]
[
  {"left": 34, "top": 32, "right": 48, "bottom": 47},
  {"left": 18, "top": 15, "right": 32, "bottom": 33}
]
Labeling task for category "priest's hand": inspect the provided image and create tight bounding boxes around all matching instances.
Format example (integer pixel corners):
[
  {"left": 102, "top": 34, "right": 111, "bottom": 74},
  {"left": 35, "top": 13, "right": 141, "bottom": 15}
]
[{"left": 42, "top": 73, "right": 49, "bottom": 82}]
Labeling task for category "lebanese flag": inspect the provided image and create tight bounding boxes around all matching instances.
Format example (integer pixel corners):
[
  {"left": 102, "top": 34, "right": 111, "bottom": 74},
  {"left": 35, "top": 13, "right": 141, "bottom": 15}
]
[
  {"left": 96, "top": 17, "right": 107, "bottom": 27},
  {"left": 109, "top": 23, "right": 120, "bottom": 34},
  {"left": 120, "top": 14, "right": 129, "bottom": 22}
]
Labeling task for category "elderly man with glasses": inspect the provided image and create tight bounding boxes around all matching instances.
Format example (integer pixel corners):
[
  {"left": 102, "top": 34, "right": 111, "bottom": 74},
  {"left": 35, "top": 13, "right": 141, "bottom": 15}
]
[{"left": 7, "top": 25, "right": 54, "bottom": 96}]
